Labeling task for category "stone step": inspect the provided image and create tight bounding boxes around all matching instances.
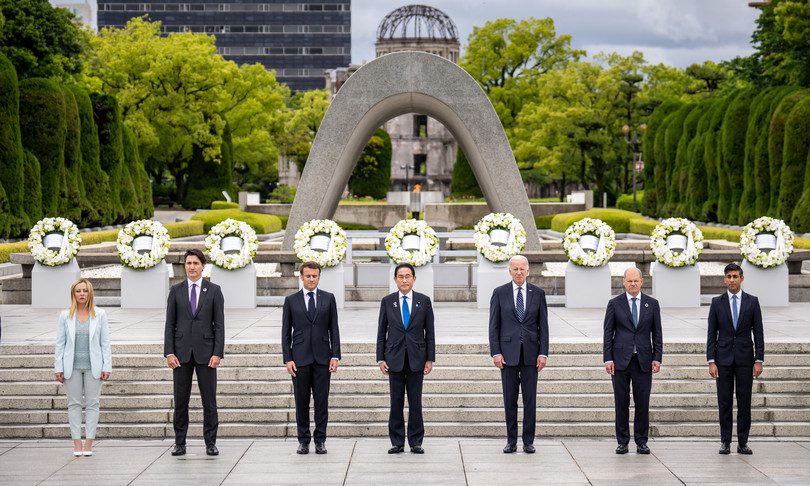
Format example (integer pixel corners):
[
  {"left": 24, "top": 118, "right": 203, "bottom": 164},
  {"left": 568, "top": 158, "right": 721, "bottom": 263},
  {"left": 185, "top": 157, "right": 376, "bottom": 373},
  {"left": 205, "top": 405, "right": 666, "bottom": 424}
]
[{"left": 3, "top": 421, "right": 801, "bottom": 439}]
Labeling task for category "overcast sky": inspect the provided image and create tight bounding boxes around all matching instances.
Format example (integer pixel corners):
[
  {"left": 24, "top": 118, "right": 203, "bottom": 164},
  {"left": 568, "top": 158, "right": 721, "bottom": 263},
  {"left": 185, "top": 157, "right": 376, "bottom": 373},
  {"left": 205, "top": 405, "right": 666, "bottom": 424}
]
[{"left": 351, "top": 0, "right": 759, "bottom": 68}]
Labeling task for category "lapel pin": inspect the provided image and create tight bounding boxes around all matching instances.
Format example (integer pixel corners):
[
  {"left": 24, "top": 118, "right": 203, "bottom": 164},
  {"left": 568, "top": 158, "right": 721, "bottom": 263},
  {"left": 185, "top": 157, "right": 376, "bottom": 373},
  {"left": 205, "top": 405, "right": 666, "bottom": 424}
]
[
  {"left": 203, "top": 287, "right": 208, "bottom": 292},
  {"left": 644, "top": 302, "right": 648, "bottom": 308},
  {"left": 393, "top": 301, "right": 398, "bottom": 308}
]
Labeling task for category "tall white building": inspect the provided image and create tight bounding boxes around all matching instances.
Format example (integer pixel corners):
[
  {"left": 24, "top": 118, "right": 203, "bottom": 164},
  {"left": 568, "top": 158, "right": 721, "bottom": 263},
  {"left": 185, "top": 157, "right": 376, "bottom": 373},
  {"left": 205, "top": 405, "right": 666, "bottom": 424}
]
[{"left": 49, "top": 0, "right": 98, "bottom": 31}]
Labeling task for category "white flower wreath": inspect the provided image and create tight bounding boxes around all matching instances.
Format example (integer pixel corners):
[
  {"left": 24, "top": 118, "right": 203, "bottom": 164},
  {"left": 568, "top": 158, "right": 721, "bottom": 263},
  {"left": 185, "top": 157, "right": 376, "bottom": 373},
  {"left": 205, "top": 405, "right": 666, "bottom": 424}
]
[
  {"left": 293, "top": 219, "right": 348, "bottom": 268},
  {"left": 385, "top": 219, "right": 439, "bottom": 267},
  {"left": 28, "top": 217, "right": 82, "bottom": 266},
  {"left": 650, "top": 218, "right": 704, "bottom": 267},
  {"left": 117, "top": 219, "right": 171, "bottom": 270},
  {"left": 205, "top": 219, "right": 259, "bottom": 270},
  {"left": 562, "top": 218, "right": 616, "bottom": 267},
  {"left": 473, "top": 212, "right": 527, "bottom": 263},
  {"left": 740, "top": 216, "right": 794, "bottom": 268}
]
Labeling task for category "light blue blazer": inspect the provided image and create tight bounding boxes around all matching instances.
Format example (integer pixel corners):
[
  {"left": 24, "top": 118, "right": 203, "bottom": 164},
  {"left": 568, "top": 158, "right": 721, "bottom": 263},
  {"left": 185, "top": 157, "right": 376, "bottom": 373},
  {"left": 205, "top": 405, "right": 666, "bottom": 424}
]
[{"left": 54, "top": 307, "right": 112, "bottom": 379}]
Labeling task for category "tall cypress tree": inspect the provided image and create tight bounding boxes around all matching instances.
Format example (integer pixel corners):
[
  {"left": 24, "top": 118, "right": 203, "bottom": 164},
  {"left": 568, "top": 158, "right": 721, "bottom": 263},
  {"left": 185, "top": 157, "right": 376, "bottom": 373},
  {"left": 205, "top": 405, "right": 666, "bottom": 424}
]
[
  {"left": 0, "top": 52, "right": 28, "bottom": 237},
  {"left": 719, "top": 91, "right": 753, "bottom": 224},
  {"left": 68, "top": 86, "right": 109, "bottom": 226},
  {"left": 780, "top": 97, "right": 810, "bottom": 226},
  {"left": 769, "top": 90, "right": 808, "bottom": 216},
  {"left": 686, "top": 100, "right": 716, "bottom": 221},
  {"left": 640, "top": 100, "right": 681, "bottom": 217}
]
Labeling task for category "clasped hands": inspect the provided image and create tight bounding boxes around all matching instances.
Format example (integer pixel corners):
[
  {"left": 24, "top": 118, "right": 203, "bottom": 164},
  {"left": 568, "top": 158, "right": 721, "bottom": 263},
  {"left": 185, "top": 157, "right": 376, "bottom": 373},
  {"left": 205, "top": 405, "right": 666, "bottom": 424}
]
[
  {"left": 604, "top": 361, "right": 661, "bottom": 375},
  {"left": 286, "top": 359, "right": 340, "bottom": 377},
  {"left": 166, "top": 355, "right": 221, "bottom": 369},
  {"left": 377, "top": 360, "right": 433, "bottom": 376},
  {"left": 492, "top": 355, "right": 547, "bottom": 372},
  {"left": 708, "top": 362, "right": 762, "bottom": 379}
]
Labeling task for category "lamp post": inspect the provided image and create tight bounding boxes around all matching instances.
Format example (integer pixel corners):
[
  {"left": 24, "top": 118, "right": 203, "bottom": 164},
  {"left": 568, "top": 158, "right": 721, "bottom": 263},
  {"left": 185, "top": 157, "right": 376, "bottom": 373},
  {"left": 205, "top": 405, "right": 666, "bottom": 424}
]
[
  {"left": 623, "top": 123, "right": 646, "bottom": 212},
  {"left": 400, "top": 164, "right": 412, "bottom": 191}
]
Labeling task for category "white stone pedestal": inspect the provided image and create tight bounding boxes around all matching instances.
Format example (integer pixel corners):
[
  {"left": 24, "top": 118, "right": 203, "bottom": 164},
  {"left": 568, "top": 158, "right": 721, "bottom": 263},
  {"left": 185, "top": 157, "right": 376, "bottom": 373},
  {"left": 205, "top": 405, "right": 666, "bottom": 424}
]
[
  {"left": 651, "top": 262, "right": 700, "bottom": 307},
  {"left": 31, "top": 260, "right": 81, "bottom": 308},
  {"left": 389, "top": 263, "right": 434, "bottom": 301},
  {"left": 121, "top": 263, "right": 170, "bottom": 309},
  {"left": 210, "top": 263, "right": 257, "bottom": 309},
  {"left": 741, "top": 261, "right": 789, "bottom": 306},
  {"left": 565, "top": 262, "right": 611, "bottom": 308},
  {"left": 299, "top": 265, "right": 345, "bottom": 309},
  {"left": 476, "top": 255, "right": 509, "bottom": 309}
]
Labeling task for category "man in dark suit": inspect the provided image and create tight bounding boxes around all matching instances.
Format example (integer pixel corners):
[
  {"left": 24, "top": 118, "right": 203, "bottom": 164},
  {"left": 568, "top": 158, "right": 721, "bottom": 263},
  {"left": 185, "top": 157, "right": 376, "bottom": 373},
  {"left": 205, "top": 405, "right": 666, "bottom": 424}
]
[
  {"left": 603, "top": 267, "right": 663, "bottom": 455},
  {"left": 489, "top": 255, "right": 549, "bottom": 454},
  {"left": 164, "top": 249, "right": 225, "bottom": 457},
  {"left": 707, "top": 262, "right": 764, "bottom": 455},
  {"left": 376, "top": 262, "right": 435, "bottom": 454},
  {"left": 282, "top": 261, "right": 341, "bottom": 455}
]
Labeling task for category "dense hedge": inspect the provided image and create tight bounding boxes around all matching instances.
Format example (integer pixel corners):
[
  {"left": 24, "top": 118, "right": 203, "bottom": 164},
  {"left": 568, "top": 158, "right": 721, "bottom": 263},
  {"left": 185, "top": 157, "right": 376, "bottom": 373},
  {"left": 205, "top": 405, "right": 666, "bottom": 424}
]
[
  {"left": 550, "top": 208, "right": 645, "bottom": 234},
  {"left": 349, "top": 128, "right": 392, "bottom": 199},
  {"left": 616, "top": 191, "right": 644, "bottom": 212},
  {"left": 122, "top": 126, "right": 152, "bottom": 219},
  {"left": 644, "top": 87, "right": 810, "bottom": 229},
  {"left": 59, "top": 86, "right": 85, "bottom": 223},
  {"left": 211, "top": 201, "right": 239, "bottom": 210},
  {"left": 92, "top": 93, "right": 126, "bottom": 222},
  {"left": 69, "top": 85, "right": 108, "bottom": 226},
  {"left": 450, "top": 148, "right": 483, "bottom": 198},
  {"left": 0, "top": 53, "right": 28, "bottom": 238},
  {"left": 191, "top": 209, "right": 282, "bottom": 234},
  {"left": 184, "top": 124, "right": 236, "bottom": 210},
  {"left": 19, "top": 78, "right": 66, "bottom": 217},
  {"left": 21, "top": 150, "right": 42, "bottom": 222}
]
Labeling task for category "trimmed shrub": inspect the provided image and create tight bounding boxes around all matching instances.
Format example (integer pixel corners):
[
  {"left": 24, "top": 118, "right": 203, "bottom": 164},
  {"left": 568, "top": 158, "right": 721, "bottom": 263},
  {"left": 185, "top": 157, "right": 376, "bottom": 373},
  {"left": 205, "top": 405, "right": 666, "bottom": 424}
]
[
  {"left": 652, "top": 110, "right": 677, "bottom": 215},
  {"left": 719, "top": 91, "right": 753, "bottom": 224},
  {"left": 184, "top": 124, "right": 236, "bottom": 210},
  {"left": 785, "top": 97, "right": 810, "bottom": 231},
  {"left": 535, "top": 214, "right": 555, "bottom": 229},
  {"left": 667, "top": 104, "right": 698, "bottom": 215},
  {"left": 68, "top": 85, "right": 108, "bottom": 226},
  {"left": 0, "top": 241, "right": 29, "bottom": 264},
  {"left": 753, "top": 88, "right": 799, "bottom": 217},
  {"left": 336, "top": 222, "right": 377, "bottom": 230},
  {"left": 191, "top": 209, "right": 282, "bottom": 234},
  {"left": 641, "top": 100, "right": 681, "bottom": 217},
  {"left": 739, "top": 88, "right": 776, "bottom": 224},
  {"left": 773, "top": 91, "right": 809, "bottom": 218},
  {"left": 19, "top": 78, "right": 65, "bottom": 217},
  {"left": 22, "top": 149, "right": 42, "bottom": 222},
  {"left": 0, "top": 53, "right": 28, "bottom": 238},
  {"left": 349, "top": 128, "right": 391, "bottom": 199},
  {"left": 268, "top": 184, "right": 296, "bottom": 204},
  {"left": 211, "top": 201, "right": 239, "bottom": 210},
  {"left": 701, "top": 95, "right": 734, "bottom": 222},
  {"left": 277, "top": 215, "right": 289, "bottom": 229},
  {"left": 122, "top": 126, "right": 145, "bottom": 218},
  {"left": 550, "top": 208, "right": 644, "bottom": 234},
  {"left": 685, "top": 101, "right": 715, "bottom": 221},
  {"left": 450, "top": 148, "right": 483, "bottom": 198},
  {"left": 616, "top": 192, "right": 644, "bottom": 212},
  {"left": 58, "top": 86, "right": 84, "bottom": 223},
  {"left": 92, "top": 93, "right": 126, "bottom": 222}
]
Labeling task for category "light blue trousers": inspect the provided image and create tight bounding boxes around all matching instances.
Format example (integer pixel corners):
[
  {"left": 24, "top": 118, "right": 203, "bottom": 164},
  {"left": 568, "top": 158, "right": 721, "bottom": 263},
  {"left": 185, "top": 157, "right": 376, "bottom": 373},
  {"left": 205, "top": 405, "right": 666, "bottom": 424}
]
[{"left": 63, "top": 369, "right": 102, "bottom": 439}]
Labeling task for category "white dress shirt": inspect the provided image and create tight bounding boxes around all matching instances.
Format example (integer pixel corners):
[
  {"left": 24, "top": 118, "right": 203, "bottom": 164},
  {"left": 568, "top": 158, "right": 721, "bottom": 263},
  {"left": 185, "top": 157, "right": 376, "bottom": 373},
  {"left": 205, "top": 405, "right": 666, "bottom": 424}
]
[
  {"left": 512, "top": 282, "right": 526, "bottom": 316},
  {"left": 188, "top": 278, "right": 203, "bottom": 314},
  {"left": 302, "top": 287, "right": 318, "bottom": 308},
  {"left": 398, "top": 290, "right": 414, "bottom": 324}
]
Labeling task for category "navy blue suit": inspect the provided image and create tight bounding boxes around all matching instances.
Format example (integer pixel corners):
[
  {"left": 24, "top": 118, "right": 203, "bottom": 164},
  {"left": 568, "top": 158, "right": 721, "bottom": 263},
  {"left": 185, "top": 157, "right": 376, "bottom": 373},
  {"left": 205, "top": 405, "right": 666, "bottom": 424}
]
[
  {"left": 603, "top": 292, "right": 663, "bottom": 446},
  {"left": 376, "top": 291, "right": 435, "bottom": 447},
  {"left": 281, "top": 289, "right": 341, "bottom": 445},
  {"left": 707, "top": 291, "right": 764, "bottom": 445},
  {"left": 488, "top": 282, "right": 549, "bottom": 446}
]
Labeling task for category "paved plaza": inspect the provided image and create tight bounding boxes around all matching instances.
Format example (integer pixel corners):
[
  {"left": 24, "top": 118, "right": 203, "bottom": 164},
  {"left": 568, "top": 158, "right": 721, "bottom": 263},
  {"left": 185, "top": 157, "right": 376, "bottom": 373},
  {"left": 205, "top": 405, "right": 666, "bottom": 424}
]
[{"left": 1, "top": 438, "right": 809, "bottom": 485}]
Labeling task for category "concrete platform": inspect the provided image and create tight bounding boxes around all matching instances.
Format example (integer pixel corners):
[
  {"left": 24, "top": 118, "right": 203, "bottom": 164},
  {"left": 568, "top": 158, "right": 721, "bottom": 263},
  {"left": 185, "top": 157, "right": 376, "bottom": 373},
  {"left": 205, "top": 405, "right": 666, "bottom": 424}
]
[{"left": 0, "top": 438, "right": 808, "bottom": 485}]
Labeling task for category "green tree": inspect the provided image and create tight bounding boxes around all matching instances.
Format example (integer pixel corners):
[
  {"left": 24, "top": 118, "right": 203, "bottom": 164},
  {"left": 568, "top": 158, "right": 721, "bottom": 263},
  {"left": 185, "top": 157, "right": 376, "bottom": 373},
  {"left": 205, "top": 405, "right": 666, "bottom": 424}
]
[
  {"left": 68, "top": 85, "right": 109, "bottom": 226},
  {"left": 348, "top": 128, "right": 392, "bottom": 199},
  {"left": 640, "top": 100, "right": 681, "bottom": 217},
  {"left": 277, "top": 90, "right": 331, "bottom": 172},
  {"left": 450, "top": 148, "right": 483, "bottom": 198},
  {"left": 685, "top": 100, "right": 716, "bottom": 220},
  {"left": 738, "top": 88, "right": 775, "bottom": 223},
  {"left": 183, "top": 123, "right": 235, "bottom": 210},
  {"left": 779, "top": 96, "right": 810, "bottom": 223},
  {"left": 0, "top": 0, "right": 88, "bottom": 80},
  {"left": 92, "top": 93, "right": 133, "bottom": 222},
  {"left": 0, "top": 52, "right": 28, "bottom": 237},
  {"left": 660, "top": 105, "right": 694, "bottom": 215},
  {"left": 670, "top": 105, "right": 699, "bottom": 215},
  {"left": 685, "top": 61, "right": 730, "bottom": 94},
  {"left": 22, "top": 149, "right": 42, "bottom": 222},
  {"left": 719, "top": 91, "right": 753, "bottom": 224},
  {"left": 58, "top": 86, "right": 85, "bottom": 223}
]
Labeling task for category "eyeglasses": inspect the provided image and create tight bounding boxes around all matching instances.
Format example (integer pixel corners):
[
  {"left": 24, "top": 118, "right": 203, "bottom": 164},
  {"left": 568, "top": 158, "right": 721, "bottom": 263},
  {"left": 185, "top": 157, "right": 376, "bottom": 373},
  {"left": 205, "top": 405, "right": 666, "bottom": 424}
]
[{"left": 395, "top": 274, "right": 414, "bottom": 281}]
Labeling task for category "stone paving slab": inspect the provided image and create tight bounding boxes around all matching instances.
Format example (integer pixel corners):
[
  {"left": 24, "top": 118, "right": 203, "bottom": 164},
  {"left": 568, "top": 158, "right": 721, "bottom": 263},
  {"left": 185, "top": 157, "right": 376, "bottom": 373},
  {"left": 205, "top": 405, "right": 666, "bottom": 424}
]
[
  {"left": 0, "top": 438, "right": 808, "bottom": 485},
  {"left": 3, "top": 302, "right": 810, "bottom": 345}
]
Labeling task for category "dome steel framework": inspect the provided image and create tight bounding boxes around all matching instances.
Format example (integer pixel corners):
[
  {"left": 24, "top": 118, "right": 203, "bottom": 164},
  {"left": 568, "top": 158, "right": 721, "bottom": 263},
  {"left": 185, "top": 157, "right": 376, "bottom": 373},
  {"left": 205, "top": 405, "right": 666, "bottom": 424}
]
[{"left": 376, "top": 4, "right": 459, "bottom": 41}]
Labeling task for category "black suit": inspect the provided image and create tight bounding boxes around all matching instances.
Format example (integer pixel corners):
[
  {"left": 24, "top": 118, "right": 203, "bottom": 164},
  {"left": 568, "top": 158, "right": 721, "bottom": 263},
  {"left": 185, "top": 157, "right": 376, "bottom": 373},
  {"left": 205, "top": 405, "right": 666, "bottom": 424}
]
[
  {"left": 707, "top": 291, "right": 764, "bottom": 445},
  {"left": 488, "top": 282, "right": 549, "bottom": 446},
  {"left": 603, "top": 292, "right": 663, "bottom": 447},
  {"left": 376, "top": 291, "right": 435, "bottom": 447},
  {"left": 281, "top": 288, "right": 341, "bottom": 445},
  {"left": 164, "top": 279, "right": 225, "bottom": 447}
]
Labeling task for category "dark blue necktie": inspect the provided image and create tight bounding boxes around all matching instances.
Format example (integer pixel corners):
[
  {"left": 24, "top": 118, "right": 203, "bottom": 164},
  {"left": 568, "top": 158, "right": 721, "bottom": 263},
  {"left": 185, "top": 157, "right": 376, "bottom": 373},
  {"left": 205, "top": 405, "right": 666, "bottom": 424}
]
[
  {"left": 732, "top": 294, "right": 739, "bottom": 330},
  {"left": 307, "top": 291, "right": 316, "bottom": 320},
  {"left": 402, "top": 296, "right": 410, "bottom": 330},
  {"left": 516, "top": 287, "right": 525, "bottom": 321},
  {"left": 631, "top": 297, "right": 639, "bottom": 329}
]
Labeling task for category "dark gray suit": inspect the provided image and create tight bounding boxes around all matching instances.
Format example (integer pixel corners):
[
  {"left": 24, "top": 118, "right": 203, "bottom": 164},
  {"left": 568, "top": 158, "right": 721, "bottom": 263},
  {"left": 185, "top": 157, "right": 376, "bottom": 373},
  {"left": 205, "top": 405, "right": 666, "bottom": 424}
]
[
  {"left": 281, "top": 288, "right": 341, "bottom": 444},
  {"left": 376, "top": 291, "right": 435, "bottom": 447},
  {"left": 164, "top": 279, "right": 225, "bottom": 447},
  {"left": 488, "top": 282, "right": 549, "bottom": 446}
]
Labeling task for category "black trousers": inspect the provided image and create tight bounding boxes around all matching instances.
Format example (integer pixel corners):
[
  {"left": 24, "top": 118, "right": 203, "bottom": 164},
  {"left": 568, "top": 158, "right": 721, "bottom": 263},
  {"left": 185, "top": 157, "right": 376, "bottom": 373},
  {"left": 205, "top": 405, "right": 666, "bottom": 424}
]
[
  {"left": 292, "top": 363, "right": 331, "bottom": 444},
  {"left": 388, "top": 352, "right": 425, "bottom": 447},
  {"left": 716, "top": 362, "right": 754, "bottom": 444},
  {"left": 501, "top": 348, "right": 538, "bottom": 446},
  {"left": 611, "top": 354, "right": 652, "bottom": 446},
  {"left": 173, "top": 353, "right": 218, "bottom": 446}
]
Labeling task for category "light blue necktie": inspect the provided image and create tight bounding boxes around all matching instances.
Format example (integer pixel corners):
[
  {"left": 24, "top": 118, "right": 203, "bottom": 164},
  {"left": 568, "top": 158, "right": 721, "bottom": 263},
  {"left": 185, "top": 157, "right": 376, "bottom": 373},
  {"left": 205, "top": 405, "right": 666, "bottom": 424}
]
[
  {"left": 732, "top": 294, "right": 739, "bottom": 330},
  {"left": 515, "top": 287, "right": 525, "bottom": 321},
  {"left": 402, "top": 296, "right": 410, "bottom": 330},
  {"left": 631, "top": 297, "right": 639, "bottom": 329}
]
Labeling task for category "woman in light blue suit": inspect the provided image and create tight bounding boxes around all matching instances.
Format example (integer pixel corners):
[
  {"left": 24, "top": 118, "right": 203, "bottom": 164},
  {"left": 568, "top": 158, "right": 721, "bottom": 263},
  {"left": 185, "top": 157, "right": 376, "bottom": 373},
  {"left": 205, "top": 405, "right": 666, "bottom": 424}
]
[{"left": 54, "top": 278, "right": 112, "bottom": 457}]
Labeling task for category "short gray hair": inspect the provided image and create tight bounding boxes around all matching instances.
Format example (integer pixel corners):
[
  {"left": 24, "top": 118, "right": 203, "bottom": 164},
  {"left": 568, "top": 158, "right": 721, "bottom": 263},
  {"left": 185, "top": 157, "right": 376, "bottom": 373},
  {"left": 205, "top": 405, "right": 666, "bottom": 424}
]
[
  {"left": 623, "top": 266, "right": 642, "bottom": 279},
  {"left": 509, "top": 254, "right": 529, "bottom": 266}
]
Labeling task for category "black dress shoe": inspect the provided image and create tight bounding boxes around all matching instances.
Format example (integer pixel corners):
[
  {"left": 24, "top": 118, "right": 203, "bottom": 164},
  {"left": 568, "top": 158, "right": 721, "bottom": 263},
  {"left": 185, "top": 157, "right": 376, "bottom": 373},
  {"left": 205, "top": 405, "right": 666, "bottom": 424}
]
[
  {"left": 523, "top": 444, "right": 536, "bottom": 454},
  {"left": 503, "top": 444, "right": 517, "bottom": 454},
  {"left": 170, "top": 444, "right": 186, "bottom": 456},
  {"left": 637, "top": 444, "right": 650, "bottom": 454},
  {"left": 297, "top": 443, "right": 309, "bottom": 455},
  {"left": 719, "top": 442, "right": 731, "bottom": 455},
  {"left": 410, "top": 445, "right": 424, "bottom": 454},
  {"left": 615, "top": 444, "right": 629, "bottom": 454},
  {"left": 388, "top": 445, "right": 404, "bottom": 454},
  {"left": 206, "top": 444, "right": 219, "bottom": 456},
  {"left": 315, "top": 443, "right": 327, "bottom": 455},
  {"left": 737, "top": 444, "right": 753, "bottom": 455}
]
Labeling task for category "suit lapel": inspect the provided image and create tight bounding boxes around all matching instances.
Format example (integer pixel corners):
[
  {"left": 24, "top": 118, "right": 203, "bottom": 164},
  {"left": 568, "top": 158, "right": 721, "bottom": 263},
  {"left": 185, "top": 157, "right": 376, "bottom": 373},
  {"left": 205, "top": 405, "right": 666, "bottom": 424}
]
[
  {"left": 408, "top": 293, "right": 423, "bottom": 328},
  {"left": 617, "top": 294, "right": 633, "bottom": 328},
  {"left": 393, "top": 293, "right": 405, "bottom": 329},
  {"left": 180, "top": 281, "right": 192, "bottom": 319},
  {"left": 194, "top": 280, "right": 210, "bottom": 317},
  {"left": 88, "top": 313, "right": 97, "bottom": 341},
  {"left": 312, "top": 289, "right": 325, "bottom": 325},
  {"left": 522, "top": 285, "right": 535, "bottom": 322},
  {"left": 718, "top": 293, "right": 733, "bottom": 332},
  {"left": 737, "top": 292, "right": 750, "bottom": 334},
  {"left": 299, "top": 290, "right": 314, "bottom": 323},
  {"left": 638, "top": 293, "right": 648, "bottom": 328}
]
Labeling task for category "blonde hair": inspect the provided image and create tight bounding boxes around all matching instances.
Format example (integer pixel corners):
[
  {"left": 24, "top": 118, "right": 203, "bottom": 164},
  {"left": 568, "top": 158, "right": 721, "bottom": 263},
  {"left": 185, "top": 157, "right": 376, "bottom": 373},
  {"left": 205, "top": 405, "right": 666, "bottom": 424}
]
[{"left": 68, "top": 278, "right": 96, "bottom": 319}]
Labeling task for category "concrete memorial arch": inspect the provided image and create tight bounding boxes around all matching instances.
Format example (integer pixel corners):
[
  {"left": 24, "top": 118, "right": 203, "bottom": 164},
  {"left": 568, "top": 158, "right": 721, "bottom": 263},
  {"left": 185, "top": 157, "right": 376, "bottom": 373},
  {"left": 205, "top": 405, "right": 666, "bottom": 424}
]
[{"left": 283, "top": 51, "right": 541, "bottom": 251}]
